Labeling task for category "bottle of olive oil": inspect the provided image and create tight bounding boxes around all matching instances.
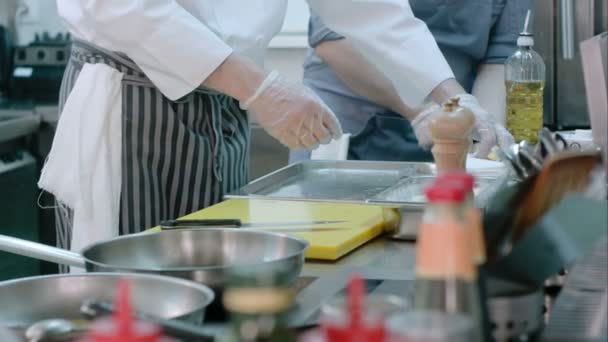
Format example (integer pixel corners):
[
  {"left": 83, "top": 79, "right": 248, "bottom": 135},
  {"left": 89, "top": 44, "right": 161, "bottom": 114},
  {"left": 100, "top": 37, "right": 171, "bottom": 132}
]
[{"left": 505, "top": 10, "right": 546, "bottom": 144}]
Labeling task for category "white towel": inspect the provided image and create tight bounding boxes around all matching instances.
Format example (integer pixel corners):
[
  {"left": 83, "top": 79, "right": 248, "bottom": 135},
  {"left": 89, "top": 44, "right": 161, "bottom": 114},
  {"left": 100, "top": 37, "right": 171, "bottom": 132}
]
[
  {"left": 310, "top": 134, "right": 351, "bottom": 160},
  {"left": 466, "top": 155, "right": 506, "bottom": 177},
  {"left": 38, "top": 63, "right": 123, "bottom": 270}
]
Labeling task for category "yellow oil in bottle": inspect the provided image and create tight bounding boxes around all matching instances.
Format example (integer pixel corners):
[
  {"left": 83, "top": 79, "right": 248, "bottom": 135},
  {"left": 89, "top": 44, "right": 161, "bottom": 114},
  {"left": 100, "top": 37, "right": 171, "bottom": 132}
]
[{"left": 506, "top": 81, "right": 544, "bottom": 144}]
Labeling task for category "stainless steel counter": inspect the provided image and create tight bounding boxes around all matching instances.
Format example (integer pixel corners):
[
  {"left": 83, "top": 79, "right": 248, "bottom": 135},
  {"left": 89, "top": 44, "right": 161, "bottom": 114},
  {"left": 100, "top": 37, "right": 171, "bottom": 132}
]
[
  {"left": 302, "top": 234, "right": 417, "bottom": 280},
  {"left": 289, "top": 235, "right": 417, "bottom": 327}
]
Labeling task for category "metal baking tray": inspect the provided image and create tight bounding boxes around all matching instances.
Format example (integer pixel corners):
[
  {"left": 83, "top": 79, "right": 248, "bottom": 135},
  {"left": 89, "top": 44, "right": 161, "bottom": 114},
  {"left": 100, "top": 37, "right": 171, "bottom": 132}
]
[
  {"left": 226, "top": 160, "right": 501, "bottom": 206},
  {"left": 227, "top": 160, "right": 432, "bottom": 203},
  {"left": 368, "top": 175, "right": 499, "bottom": 207}
]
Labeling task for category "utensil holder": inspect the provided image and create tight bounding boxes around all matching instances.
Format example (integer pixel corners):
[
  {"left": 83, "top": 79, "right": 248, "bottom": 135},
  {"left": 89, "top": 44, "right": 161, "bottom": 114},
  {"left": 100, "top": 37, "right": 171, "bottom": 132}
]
[{"left": 483, "top": 189, "right": 608, "bottom": 287}]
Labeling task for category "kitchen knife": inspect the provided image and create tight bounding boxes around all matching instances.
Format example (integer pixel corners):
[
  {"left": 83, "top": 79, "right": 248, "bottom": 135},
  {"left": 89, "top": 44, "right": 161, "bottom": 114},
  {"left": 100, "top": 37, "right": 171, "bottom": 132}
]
[{"left": 159, "top": 219, "right": 346, "bottom": 229}]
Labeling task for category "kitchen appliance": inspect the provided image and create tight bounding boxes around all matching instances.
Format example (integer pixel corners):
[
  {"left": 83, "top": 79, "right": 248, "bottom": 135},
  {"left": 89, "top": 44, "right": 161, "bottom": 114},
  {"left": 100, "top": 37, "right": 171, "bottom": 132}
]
[
  {"left": 9, "top": 32, "right": 70, "bottom": 102},
  {"left": 0, "top": 273, "right": 214, "bottom": 330},
  {"left": 0, "top": 26, "right": 11, "bottom": 97},
  {"left": 541, "top": 236, "right": 608, "bottom": 340},
  {"left": 534, "top": 0, "right": 608, "bottom": 129},
  {"left": 0, "top": 109, "right": 41, "bottom": 281}
]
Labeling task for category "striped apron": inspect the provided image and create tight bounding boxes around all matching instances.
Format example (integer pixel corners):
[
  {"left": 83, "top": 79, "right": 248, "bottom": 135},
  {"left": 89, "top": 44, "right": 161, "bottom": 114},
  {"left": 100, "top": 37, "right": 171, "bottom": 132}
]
[{"left": 54, "top": 40, "right": 250, "bottom": 271}]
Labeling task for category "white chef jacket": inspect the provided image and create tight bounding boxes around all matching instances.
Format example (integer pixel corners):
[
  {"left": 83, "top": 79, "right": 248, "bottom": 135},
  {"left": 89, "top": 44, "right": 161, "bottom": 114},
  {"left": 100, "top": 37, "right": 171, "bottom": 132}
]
[{"left": 56, "top": 0, "right": 454, "bottom": 105}]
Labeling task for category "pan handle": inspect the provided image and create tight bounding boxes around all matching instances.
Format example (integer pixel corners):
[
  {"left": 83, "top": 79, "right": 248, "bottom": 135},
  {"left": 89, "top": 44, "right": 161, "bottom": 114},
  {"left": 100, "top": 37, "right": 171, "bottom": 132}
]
[
  {"left": 160, "top": 219, "right": 242, "bottom": 229},
  {"left": 0, "top": 234, "right": 86, "bottom": 268}
]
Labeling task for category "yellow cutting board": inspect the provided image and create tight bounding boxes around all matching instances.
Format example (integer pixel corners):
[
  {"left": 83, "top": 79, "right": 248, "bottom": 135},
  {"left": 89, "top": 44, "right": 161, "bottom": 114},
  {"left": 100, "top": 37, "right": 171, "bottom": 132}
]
[{"left": 149, "top": 199, "right": 389, "bottom": 261}]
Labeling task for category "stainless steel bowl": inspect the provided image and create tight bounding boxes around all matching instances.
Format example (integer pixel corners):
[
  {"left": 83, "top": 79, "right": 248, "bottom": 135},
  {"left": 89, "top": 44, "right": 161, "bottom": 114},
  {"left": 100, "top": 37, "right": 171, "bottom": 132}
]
[{"left": 0, "top": 273, "right": 214, "bottom": 329}]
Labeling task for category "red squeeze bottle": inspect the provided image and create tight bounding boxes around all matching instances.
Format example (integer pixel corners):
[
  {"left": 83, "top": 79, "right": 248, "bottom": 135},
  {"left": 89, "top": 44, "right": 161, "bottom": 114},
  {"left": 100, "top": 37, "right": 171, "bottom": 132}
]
[
  {"left": 82, "top": 280, "right": 165, "bottom": 342},
  {"left": 323, "top": 275, "right": 386, "bottom": 342}
]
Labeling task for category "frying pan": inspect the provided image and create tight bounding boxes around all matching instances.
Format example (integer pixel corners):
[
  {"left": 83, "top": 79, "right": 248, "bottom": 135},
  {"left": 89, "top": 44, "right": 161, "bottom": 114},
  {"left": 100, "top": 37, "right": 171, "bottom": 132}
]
[
  {"left": 0, "top": 273, "right": 214, "bottom": 335},
  {"left": 0, "top": 228, "right": 308, "bottom": 287}
]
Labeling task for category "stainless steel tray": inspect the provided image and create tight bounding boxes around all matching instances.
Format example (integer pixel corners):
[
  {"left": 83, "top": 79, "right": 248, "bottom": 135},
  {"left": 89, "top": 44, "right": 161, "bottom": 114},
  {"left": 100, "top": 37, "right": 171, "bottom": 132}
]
[
  {"left": 226, "top": 160, "right": 501, "bottom": 207},
  {"left": 368, "top": 175, "right": 499, "bottom": 207}
]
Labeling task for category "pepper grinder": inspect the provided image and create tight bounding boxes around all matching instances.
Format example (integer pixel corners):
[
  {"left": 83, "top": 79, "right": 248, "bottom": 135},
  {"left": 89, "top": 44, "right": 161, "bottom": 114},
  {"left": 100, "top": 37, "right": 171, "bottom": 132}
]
[{"left": 429, "top": 97, "right": 476, "bottom": 172}]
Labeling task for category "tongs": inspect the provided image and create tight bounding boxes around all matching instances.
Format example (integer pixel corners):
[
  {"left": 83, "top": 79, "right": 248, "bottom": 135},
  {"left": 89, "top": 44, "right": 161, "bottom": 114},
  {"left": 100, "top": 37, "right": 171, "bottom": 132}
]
[
  {"left": 500, "top": 128, "right": 570, "bottom": 182},
  {"left": 539, "top": 127, "right": 568, "bottom": 158}
]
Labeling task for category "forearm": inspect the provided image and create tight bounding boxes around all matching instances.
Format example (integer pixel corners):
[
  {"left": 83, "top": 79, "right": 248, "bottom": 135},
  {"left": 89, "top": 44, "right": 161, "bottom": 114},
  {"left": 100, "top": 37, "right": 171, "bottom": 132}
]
[
  {"left": 472, "top": 64, "right": 507, "bottom": 125},
  {"left": 429, "top": 78, "right": 467, "bottom": 104},
  {"left": 315, "top": 39, "right": 415, "bottom": 120},
  {"left": 308, "top": 0, "right": 454, "bottom": 106},
  {"left": 202, "top": 53, "right": 265, "bottom": 102}
]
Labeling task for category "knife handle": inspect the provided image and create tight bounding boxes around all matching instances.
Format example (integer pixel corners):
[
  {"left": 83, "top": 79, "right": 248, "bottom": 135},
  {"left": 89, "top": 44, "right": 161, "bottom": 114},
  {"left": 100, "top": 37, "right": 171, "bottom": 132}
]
[{"left": 160, "top": 219, "right": 242, "bottom": 230}]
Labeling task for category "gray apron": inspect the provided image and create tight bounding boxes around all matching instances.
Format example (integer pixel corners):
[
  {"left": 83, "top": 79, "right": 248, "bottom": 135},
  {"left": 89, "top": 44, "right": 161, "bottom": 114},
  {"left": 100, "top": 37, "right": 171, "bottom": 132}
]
[
  {"left": 347, "top": 110, "right": 433, "bottom": 162},
  {"left": 54, "top": 40, "right": 250, "bottom": 270}
]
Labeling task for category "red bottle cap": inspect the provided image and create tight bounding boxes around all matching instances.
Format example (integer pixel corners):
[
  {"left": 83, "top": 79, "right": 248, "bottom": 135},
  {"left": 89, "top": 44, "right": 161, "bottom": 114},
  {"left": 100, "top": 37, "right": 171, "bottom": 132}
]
[
  {"left": 436, "top": 172, "right": 475, "bottom": 192},
  {"left": 87, "top": 280, "right": 163, "bottom": 342},
  {"left": 425, "top": 184, "right": 466, "bottom": 203},
  {"left": 323, "top": 274, "right": 386, "bottom": 342}
]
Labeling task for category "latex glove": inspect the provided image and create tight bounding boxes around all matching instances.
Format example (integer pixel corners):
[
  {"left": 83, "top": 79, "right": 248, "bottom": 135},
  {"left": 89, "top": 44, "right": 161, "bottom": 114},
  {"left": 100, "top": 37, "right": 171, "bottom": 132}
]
[
  {"left": 458, "top": 94, "right": 514, "bottom": 157},
  {"left": 411, "top": 94, "right": 514, "bottom": 158},
  {"left": 240, "top": 71, "right": 342, "bottom": 149},
  {"left": 410, "top": 101, "right": 440, "bottom": 148}
]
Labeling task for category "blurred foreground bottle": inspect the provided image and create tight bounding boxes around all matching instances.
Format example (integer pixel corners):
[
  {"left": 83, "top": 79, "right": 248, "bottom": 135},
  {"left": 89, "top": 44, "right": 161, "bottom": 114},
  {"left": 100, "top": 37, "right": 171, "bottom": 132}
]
[
  {"left": 413, "top": 184, "right": 483, "bottom": 342},
  {"left": 83, "top": 280, "right": 172, "bottom": 342},
  {"left": 223, "top": 268, "right": 296, "bottom": 342},
  {"left": 505, "top": 10, "right": 546, "bottom": 144},
  {"left": 436, "top": 172, "right": 486, "bottom": 265}
]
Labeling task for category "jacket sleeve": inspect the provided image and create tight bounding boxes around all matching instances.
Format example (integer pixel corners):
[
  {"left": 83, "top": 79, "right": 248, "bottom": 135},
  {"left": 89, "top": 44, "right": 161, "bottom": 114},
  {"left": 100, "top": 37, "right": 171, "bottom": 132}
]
[
  {"left": 57, "top": 0, "right": 233, "bottom": 100},
  {"left": 307, "top": 0, "right": 455, "bottom": 106},
  {"left": 484, "top": 0, "right": 533, "bottom": 64},
  {"left": 308, "top": 11, "right": 344, "bottom": 48}
]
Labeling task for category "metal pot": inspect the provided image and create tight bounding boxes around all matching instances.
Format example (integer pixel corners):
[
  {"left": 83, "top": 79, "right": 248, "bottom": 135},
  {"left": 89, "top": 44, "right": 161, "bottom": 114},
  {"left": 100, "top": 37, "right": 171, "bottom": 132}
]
[
  {"left": 0, "top": 273, "right": 214, "bottom": 330},
  {"left": 0, "top": 228, "right": 309, "bottom": 288},
  {"left": 486, "top": 278, "right": 545, "bottom": 342}
]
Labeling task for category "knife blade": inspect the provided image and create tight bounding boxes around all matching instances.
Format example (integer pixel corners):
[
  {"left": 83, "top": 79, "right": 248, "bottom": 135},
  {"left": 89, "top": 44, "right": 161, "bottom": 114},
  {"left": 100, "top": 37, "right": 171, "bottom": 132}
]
[{"left": 159, "top": 219, "right": 346, "bottom": 229}]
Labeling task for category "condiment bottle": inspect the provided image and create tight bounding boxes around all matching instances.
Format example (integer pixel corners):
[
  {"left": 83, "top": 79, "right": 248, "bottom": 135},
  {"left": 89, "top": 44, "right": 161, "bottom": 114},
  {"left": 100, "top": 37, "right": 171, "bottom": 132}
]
[
  {"left": 429, "top": 97, "right": 475, "bottom": 172},
  {"left": 223, "top": 268, "right": 296, "bottom": 342},
  {"left": 81, "top": 280, "right": 169, "bottom": 342},
  {"left": 436, "top": 172, "right": 486, "bottom": 265},
  {"left": 299, "top": 275, "right": 386, "bottom": 342},
  {"left": 434, "top": 173, "right": 492, "bottom": 341},
  {"left": 387, "top": 310, "right": 475, "bottom": 342},
  {"left": 414, "top": 184, "right": 483, "bottom": 342},
  {"left": 323, "top": 275, "right": 386, "bottom": 342},
  {"left": 505, "top": 10, "right": 546, "bottom": 144}
]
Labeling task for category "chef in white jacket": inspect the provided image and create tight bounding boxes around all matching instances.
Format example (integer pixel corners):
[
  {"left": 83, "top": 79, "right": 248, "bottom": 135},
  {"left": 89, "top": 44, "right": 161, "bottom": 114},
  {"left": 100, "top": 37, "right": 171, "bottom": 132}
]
[{"left": 45, "top": 0, "right": 490, "bottom": 263}]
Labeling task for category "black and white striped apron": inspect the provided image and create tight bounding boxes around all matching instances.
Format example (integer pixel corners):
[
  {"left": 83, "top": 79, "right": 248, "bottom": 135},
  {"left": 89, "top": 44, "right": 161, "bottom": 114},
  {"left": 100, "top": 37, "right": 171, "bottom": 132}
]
[{"left": 54, "top": 40, "right": 250, "bottom": 270}]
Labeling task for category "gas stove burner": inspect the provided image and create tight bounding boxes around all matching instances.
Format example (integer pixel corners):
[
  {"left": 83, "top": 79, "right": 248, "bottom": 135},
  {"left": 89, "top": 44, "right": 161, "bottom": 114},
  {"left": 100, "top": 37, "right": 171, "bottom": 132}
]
[{"left": 31, "top": 31, "right": 71, "bottom": 47}]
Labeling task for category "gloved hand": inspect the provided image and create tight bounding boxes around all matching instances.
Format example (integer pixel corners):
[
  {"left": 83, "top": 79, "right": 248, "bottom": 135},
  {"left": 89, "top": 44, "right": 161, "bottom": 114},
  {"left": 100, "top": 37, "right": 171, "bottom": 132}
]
[
  {"left": 411, "top": 94, "right": 514, "bottom": 158},
  {"left": 240, "top": 70, "right": 343, "bottom": 149}
]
